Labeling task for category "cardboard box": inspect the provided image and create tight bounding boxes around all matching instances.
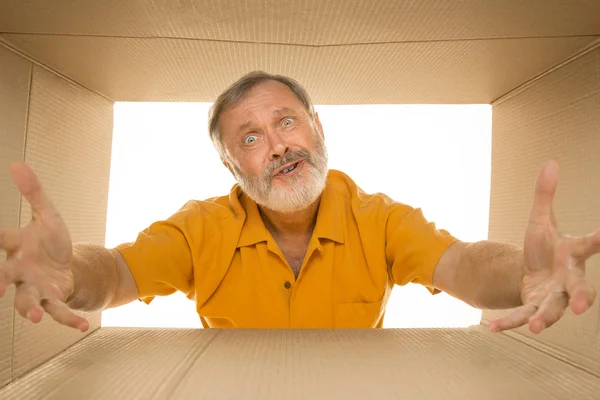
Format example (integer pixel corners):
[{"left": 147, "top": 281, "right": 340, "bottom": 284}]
[{"left": 0, "top": 1, "right": 598, "bottom": 398}]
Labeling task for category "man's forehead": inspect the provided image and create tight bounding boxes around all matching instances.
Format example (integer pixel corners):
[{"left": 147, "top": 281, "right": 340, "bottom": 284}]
[
  {"left": 219, "top": 81, "right": 307, "bottom": 135},
  {"left": 238, "top": 82, "right": 300, "bottom": 107},
  {"left": 226, "top": 100, "right": 304, "bottom": 124},
  {"left": 234, "top": 107, "right": 299, "bottom": 132}
]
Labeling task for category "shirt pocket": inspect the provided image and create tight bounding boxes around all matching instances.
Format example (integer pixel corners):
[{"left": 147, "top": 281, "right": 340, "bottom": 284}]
[{"left": 334, "top": 300, "right": 384, "bottom": 328}]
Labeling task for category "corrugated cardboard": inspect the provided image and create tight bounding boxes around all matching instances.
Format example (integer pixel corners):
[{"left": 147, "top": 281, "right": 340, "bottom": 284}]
[
  {"left": 1, "top": 327, "right": 600, "bottom": 399},
  {"left": 11, "top": 65, "right": 114, "bottom": 379},
  {"left": 0, "top": 0, "right": 599, "bottom": 103},
  {"left": 0, "top": 1, "right": 600, "bottom": 397},
  {"left": 0, "top": 34, "right": 596, "bottom": 104},
  {"left": 1, "top": 0, "right": 599, "bottom": 44},
  {"left": 0, "top": 43, "right": 114, "bottom": 384},
  {"left": 483, "top": 44, "right": 600, "bottom": 375},
  {"left": 0, "top": 288, "right": 14, "bottom": 388},
  {"left": 0, "top": 44, "right": 31, "bottom": 387}
]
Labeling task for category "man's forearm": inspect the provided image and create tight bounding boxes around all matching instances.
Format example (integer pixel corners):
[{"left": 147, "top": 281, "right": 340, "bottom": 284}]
[
  {"left": 66, "top": 244, "right": 119, "bottom": 312},
  {"left": 454, "top": 241, "right": 525, "bottom": 310}
]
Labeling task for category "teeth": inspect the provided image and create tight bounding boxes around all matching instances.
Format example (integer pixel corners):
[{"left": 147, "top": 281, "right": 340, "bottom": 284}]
[{"left": 281, "top": 163, "right": 297, "bottom": 174}]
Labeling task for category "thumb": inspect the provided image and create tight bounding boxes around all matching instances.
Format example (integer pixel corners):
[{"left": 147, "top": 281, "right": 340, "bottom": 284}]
[{"left": 9, "top": 162, "right": 57, "bottom": 220}]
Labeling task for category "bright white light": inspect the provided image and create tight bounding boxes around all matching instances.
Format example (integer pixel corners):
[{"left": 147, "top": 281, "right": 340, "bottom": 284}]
[{"left": 102, "top": 102, "right": 491, "bottom": 329}]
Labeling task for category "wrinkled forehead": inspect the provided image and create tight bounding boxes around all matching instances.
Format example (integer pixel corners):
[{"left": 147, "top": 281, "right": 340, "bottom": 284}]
[{"left": 219, "top": 81, "right": 309, "bottom": 135}]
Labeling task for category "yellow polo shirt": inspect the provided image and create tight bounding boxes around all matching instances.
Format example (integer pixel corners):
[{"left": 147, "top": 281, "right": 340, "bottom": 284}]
[{"left": 116, "top": 169, "right": 458, "bottom": 328}]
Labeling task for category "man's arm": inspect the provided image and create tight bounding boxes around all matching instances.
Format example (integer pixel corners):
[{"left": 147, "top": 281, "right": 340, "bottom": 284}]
[
  {"left": 66, "top": 244, "right": 139, "bottom": 311},
  {"left": 432, "top": 241, "right": 524, "bottom": 310}
]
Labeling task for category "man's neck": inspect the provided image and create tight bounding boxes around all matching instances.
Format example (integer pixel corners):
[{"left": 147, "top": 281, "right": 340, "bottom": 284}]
[{"left": 259, "top": 198, "right": 321, "bottom": 238}]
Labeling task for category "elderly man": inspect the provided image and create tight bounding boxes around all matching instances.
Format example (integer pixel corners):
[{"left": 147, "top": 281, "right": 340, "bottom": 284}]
[{"left": 1, "top": 71, "right": 598, "bottom": 333}]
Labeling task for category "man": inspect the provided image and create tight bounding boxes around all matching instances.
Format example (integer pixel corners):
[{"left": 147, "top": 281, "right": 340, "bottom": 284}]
[{"left": 0, "top": 71, "right": 598, "bottom": 333}]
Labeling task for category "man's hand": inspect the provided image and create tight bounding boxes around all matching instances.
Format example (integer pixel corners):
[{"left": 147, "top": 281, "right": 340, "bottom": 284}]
[
  {"left": 0, "top": 162, "right": 89, "bottom": 332},
  {"left": 489, "top": 160, "right": 599, "bottom": 334}
]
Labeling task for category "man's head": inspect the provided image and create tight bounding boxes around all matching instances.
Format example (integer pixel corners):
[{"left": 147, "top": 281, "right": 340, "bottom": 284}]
[{"left": 208, "top": 71, "right": 329, "bottom": 214}]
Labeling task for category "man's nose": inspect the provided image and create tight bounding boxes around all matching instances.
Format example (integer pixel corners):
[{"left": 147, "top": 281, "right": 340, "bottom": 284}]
[{"left": 267, "top": 130, "right": 288, "bottom": 161}]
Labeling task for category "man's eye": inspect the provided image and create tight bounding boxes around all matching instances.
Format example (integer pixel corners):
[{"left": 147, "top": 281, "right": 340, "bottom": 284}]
[
  {"left": 282, "top": 118, "right": 294, "bottom": 127},
  {"left": 244, "top": 135, "right": 257, "bottom": 144}
]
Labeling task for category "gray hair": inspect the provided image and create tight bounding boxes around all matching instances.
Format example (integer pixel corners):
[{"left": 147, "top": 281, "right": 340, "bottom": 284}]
[{"left": 208, "top": 71, "right": 316, "bottom": 157}]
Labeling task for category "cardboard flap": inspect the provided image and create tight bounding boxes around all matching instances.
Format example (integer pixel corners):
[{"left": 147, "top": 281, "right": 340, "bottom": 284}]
[
  {"left": 1, "top": 0, "right": 599, "bottom": 43},
  {"left": 1, "top": 327, "right": 599, "bottom": 399},
  {"left": 9, "top": 65, "right": 113, "bottom": 380},
  {"left": 1, "top": 34, "right": 596, "bottom": 104},
  {"left": 2, "top": 328, "right": 221, "bottom": 399},
  {"left": 0, "top": 44, "right": 32, "bottom": 387},
  {"left": 485, "top": 45, "right": 600, "bottom": 374},
  {"left": 0, "top": 1, "right": 598, "bottom": 103}
]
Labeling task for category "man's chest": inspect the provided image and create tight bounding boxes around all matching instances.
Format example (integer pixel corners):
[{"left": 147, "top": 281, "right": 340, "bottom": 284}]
[
  {"left": 196, "top": 240, "right": 391, "bottom": 329},
  {"left": 280, "top": 247, "right": 307, "bottom": 278},
  {"left": 273, "top": 235, "right": 311, "bottom": 279}
]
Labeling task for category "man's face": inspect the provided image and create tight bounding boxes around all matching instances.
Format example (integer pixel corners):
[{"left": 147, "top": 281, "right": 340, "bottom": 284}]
[{"left": 219, "top": 80, "right": 328, "bottom": 213}]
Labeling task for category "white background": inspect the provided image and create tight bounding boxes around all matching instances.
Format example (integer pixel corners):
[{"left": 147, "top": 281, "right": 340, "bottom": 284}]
[{"left": 102, "top": 102, "right": 492, "bottom": 328}]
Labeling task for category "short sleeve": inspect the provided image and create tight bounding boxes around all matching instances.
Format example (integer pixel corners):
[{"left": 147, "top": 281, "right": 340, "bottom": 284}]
[
  {"left": 115, "top": 203, "right": 196, "bottom": 304},
  {"left": 386, "top": 206, "right": 459, "bottom": 294}
]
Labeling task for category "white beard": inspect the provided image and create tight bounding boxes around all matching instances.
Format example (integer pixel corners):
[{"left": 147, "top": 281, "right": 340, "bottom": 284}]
[{"left": 230, "top": 134, "right": 329, "bottom": 213}]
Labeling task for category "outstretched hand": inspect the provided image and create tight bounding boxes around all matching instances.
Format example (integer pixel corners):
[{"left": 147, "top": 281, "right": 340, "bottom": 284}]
[
  {"left": 489, "top": 160, "right": 599, "bottom": 334},
  {"left": 0, "top": 162, "right": 88, "bottom": 332}
]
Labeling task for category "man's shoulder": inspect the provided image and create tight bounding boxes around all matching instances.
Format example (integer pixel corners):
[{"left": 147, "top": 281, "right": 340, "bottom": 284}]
[
  {"left": 169, "top": 185, "right": 245, "bottom": 223},
  {"left": 327, "top": 169, "right": 409, "bottom": 212}
]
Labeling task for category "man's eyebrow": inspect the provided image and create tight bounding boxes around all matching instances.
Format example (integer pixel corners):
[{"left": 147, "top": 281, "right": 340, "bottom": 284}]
[
  {"left": 237, "top": 121, "right": 253, "bottom": 134},
  {"left": 273, "top": 107, "right": 296, "bottom": 116},
  {"left": 235, "top": 108, "right": 298, "bottom": 134}
]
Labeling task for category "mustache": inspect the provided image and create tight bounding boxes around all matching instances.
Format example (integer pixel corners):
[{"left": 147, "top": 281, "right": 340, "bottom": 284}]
[{"left": 264, "top": 149, "right": 312, "bottom": 178}]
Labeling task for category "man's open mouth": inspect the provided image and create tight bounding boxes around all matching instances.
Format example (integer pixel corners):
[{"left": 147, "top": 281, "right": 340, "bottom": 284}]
[{"left": 276, "top": 160, "right": 302, "bottom": 176}]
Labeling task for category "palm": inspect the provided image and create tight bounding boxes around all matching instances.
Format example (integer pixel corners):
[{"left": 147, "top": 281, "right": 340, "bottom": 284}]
[
  {"left": 0, "top": 162, "right": 88, "bottom": 331},
  {"left": 16, "top": 213, "right": 74, "bottom": 299},
  {"left": 490, "top": 161, "right": 599, "bottom": 334},
  {"left": 520, "top": 217, "right": 559, "bottom": 305}
]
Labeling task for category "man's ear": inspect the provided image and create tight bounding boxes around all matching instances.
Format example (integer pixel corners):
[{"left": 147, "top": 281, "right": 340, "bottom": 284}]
[
  {"left": 314, "top": 112, "right": 324, "bottom": 138},
  {"left": 222, "top": 158, "right": 235, "bottom": 176}
]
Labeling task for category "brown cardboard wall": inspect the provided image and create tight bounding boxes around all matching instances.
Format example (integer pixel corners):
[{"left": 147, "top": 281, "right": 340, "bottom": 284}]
[
  {"left": 8, "top": 65, "right": 114, "bottom": 380},
  {"left": 1, "top": 327, "right": 600, "bottom": 399},
  {"left": 2, "top": 0, "right": 600, "bottom": 43},
  {"left": 0, "top": 0, "right": 599, "bottom": 104},
  {"left": 0, "top": 44, "right": 31, "bottom": 388},
  {"left": 483, "top": 45, "right": 600, "bottom": 374},
  {"left": 0, "top": 34, "right": 595, "bottom": 105}
]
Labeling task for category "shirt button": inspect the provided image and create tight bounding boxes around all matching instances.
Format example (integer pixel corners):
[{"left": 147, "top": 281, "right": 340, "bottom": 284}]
[{"left": 284, "top": 281, "right": 292, "bottom": 289}]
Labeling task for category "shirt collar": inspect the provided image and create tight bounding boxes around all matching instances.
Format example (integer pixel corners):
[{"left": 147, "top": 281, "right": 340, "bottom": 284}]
[
  {"left": 236, "top": 188, "right": 269, "bottom": 248},
  {"left": 312, "top": 172, "right": 345, "bottom": 244}
]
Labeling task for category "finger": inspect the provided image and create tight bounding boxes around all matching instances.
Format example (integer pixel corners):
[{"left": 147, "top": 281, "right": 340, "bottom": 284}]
[
  {"left": 9, "top": 162, "right": 58, "bottom": 221},
  {"left": 0, "top": 228, "right": 22, "bottom": 252},
  {"left": 565, "top": 268, "right": 597, "bottom": 315},
  {"left": 38, "top": 282, "right": 64, "bottom": 301},
  {"left": 571, "top": 230, "right": 600, "bottom": 260},
  {"left": 488, "top": 304, "right": 538, "bottom": 333},
  {"left": 528, "top": 290, "right": 569, "bottom": 334},
  {"left": 14, "top": 283, "right": 44, "bottom": 323},
  {"left": 42, "top": 299, "right": 89, "bottom": 332},
  {"left": 529, "top": 160, "right": 559, "bottom": 225},
  {"left": 0, "top": 259, "right": 20, "bottom": 298}
]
